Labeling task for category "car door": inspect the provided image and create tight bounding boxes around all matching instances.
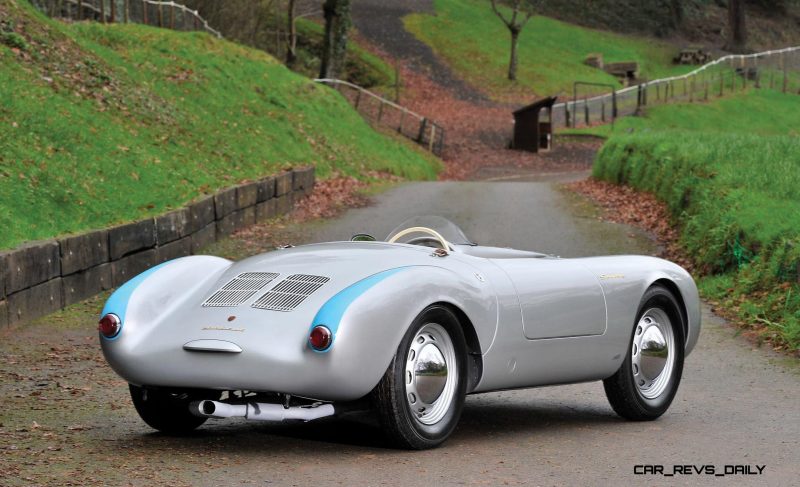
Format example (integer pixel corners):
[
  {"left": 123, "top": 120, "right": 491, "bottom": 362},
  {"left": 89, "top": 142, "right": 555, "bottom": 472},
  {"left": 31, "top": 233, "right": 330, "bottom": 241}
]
[{"left": 492, "top": 258, "right": 607, "bottom": 339}]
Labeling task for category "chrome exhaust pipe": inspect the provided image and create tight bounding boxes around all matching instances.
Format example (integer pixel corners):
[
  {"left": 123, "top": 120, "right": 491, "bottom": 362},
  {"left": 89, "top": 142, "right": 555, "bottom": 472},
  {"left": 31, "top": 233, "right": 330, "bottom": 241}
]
[
  {"left": 191, "top": 400, "right": 247, "bottom": 419},
  {"left": 191, "top": 400, "right": 334, "bottom": 422}
]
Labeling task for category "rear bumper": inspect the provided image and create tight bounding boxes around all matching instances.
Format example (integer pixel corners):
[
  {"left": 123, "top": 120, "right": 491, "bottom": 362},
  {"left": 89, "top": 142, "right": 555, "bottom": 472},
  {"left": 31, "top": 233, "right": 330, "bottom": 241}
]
[{"left": 101, "top": 332, "right": 386, "bottom": 402}]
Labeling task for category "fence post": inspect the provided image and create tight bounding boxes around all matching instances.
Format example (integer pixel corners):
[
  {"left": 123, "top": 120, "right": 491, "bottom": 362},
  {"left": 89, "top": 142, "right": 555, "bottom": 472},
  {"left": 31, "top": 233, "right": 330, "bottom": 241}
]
[
  {"left": 429, "top": 125, "right": 436, "bottom": 152},
  {"left": 100, "top": 0, "right": 106, "bottom": 22},
  {"left": 77, "top": 0, "right": 83, "bottom": 20},
  {"left": 601, "top": 99, "right": 606, "bottom": 122},
  {"left": 612, "top": 90, "right": 618, "bottom": 119},
  {"left": 158, "top": 3, "right": 163, "bottom": 27},
  {"left": 417, "top": 118, "right": 428, "bottom": 143},
  {"left": 354, "top": 90, "right": 362, "bottom": 110},
  {"left": 564, "top": 103, "right": 570, "bottom": 128},
  {"left": 636, "top": 84, "right": 642, "bottom": 109},
  {"left": 143, "top": 1, "right": 148, "bottom": 24},
  {"left": 783, "top": 52, "right": 788, "bottom": 93},
  {"left": 124, "top": 0, "right": 129, "bottom": 22},
  {"left": 754, "top": 56, "right": 760, "bottom": 88},
  {"left": 704, "top": 80, "right": 709, "bottom": 101},
  {"left": 111, "top": 0, "right": 116, "bottom": 22},
  {"left": 377, "top": 100, "right": 384, "bottom": 123},
  {"left": 656, "top": 83, "right": 660, "bottom": 101},
  {"left": 581, "top": 99, "right": 587, "bottom": 125},
  {"left": 720, "top": 73, "right": 724, "bottom": 96},
  {"left": 170, "top": 5, "right": 175, "bottom": 29},
  {"left": 398, "top": 111, "right": 405, "bottom": 134}
]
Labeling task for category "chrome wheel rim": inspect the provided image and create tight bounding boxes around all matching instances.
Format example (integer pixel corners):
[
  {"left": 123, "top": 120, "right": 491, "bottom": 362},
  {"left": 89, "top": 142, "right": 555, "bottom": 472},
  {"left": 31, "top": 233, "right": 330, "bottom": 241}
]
[
  {"left": 632, "top": 308, "right": 676, "bottom": 399},
  {"left": 405, "top": 323, "right": 458, "bottom": 426}
]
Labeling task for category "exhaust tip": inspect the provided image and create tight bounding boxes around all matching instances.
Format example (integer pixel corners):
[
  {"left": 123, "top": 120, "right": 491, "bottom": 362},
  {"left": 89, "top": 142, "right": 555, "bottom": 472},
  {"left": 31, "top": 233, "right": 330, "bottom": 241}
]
[
  {"left": 200, "top": 400, "right": 216, "bottom": 416},
  {"left": 190, "top": 400, "right": 216, "bottom": 418}
]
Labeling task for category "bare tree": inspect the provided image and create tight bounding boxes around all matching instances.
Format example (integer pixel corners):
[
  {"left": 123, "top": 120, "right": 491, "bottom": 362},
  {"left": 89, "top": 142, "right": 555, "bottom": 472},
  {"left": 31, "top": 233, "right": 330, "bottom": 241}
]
[
  {"left": 319, "top": 0, "right": 351, "bottom": 79},
  {"left": 491, "top": 0, "right": 534, "bottom": 81},
  {"left": 286, "top": 0, "right": 298, "bottom": 66},
  {"left": 285, "top": 0, "right": 320, "bottom": 67},
  {"left": 727, "top": 0, "right": 747, "bottom": 53}
]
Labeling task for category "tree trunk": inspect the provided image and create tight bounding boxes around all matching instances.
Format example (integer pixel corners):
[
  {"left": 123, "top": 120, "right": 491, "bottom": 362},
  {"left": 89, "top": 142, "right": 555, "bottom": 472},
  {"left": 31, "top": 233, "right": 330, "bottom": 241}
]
[
  {"left": 286, "top": 0, "right": 297, "bottom": 67},
  {"left": 508, "top": 29, "right": 520, "bottom": 81},
  {"left": 319, "top": 0, "right": 351, "bottom": 79},
  {"left": 670, "top": 0, "right": 683, "bottom": 28},
  {"left": 727, "top": 0, "right": 747, "bottom": 53}
]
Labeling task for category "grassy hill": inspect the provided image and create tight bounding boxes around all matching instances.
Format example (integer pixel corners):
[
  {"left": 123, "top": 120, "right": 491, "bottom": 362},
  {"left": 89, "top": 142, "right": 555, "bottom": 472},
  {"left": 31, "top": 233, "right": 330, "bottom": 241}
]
[
  {"left": 0, "top": 0, "right": 439, "bottom": 250},
  {"left": 591, "top": 88, "right": 800, "bottom": 352},
  {"left": 403, "top": 0, "right": 691, "bottom": 100}
]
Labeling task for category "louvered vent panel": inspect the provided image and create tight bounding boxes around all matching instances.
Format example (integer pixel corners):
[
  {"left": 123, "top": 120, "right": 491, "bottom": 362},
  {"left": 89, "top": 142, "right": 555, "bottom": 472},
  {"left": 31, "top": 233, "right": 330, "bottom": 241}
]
[
  {"left": 251, "top": 274, "right": 330, "bottom": 312},
  {"left": 202, "top": 272, "right": 280, "bottom": 307}
]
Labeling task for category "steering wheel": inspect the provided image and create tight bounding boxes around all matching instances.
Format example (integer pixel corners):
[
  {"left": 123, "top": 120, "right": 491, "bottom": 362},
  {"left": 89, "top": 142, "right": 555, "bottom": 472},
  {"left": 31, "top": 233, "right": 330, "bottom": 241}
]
[{"left": 387, "top": 226, "right": 450, "bottom": 250}]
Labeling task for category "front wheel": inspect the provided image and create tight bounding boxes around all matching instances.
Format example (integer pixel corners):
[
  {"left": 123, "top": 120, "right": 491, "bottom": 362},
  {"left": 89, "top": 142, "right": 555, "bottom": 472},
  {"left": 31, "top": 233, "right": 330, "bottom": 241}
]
[
  {"left": 603, "top": 285, "right": 685, "bottom": 420},
  {"left": 129, "top": 385, "right": 214, "bottom": 435},
  {"left": 371, "top": 305, "right": 468, "bottom": 449}
]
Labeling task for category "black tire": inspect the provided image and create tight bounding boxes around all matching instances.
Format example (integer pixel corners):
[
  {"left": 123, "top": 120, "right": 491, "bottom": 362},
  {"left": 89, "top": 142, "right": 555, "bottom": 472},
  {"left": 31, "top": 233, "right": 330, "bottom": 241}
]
[
  {"left": 129, "top": 385, "right": 213, "bottom": 435},
  {"left": 603, "top": 285, "right": 685, "bottom": 421},
  {"left": 371, "top": 305, "right": 468, "bottom": 450}
]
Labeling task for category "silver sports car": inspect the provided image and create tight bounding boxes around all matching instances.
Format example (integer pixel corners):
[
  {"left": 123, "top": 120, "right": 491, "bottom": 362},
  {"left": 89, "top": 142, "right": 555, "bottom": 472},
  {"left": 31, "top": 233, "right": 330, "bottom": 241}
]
[{"left": 99, "top": 216, "right": 700, "bottom": 449}]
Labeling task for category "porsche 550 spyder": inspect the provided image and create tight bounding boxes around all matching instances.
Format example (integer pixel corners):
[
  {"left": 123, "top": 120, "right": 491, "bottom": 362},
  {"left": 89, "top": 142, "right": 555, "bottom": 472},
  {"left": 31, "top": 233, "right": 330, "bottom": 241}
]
[{"left": 99, "top": 216, "right": 700, "bottom": 449}]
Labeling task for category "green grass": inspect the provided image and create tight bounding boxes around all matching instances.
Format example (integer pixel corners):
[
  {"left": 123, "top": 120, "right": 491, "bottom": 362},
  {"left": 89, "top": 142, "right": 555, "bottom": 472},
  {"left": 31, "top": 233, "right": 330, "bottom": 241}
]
[
  {"left": 593, "top": 130, "right": 800, "bottom": 352},
  {"left": 0, "top": 0, "right": 439, "bottom": 250},
  {"left": 403, "top": 0, "right": 691, "bottom": 99},
  {"left": 565, "top": 89, "right": 800, "bottom": 137}
]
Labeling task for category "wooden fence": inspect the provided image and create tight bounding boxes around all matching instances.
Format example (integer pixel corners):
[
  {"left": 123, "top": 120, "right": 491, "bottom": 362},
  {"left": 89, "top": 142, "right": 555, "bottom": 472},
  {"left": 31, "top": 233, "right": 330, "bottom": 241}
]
[
  {"left": 31, "top": 0, "right": 222, "bottom": 37},
  {"left": 554, "top": 45, "right": 800, "bottom": 129},
  {"left": 315, "top": 79, "right": 446, "bottom": 157}
]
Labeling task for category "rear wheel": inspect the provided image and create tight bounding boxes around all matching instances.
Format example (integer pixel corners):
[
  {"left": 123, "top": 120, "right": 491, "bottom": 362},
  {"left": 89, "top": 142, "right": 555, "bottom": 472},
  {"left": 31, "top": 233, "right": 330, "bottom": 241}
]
[
  {"left": 372, "top": 305, "right": 468, "bottom": 449},
  {"left": 603, "top": 285, "right": 685, "bottom": 420},
  {"left": 129, "top": 385, "right": 214, "bottom": 435}
]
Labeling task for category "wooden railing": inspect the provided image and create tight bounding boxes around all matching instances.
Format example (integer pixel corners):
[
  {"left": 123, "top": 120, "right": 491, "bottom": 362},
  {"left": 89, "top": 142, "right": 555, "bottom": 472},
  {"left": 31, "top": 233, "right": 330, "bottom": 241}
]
[
  {"left": 554, "top": 45, "right": 800, "bottom": 129},
  {"left": 315, "top": 79, "right": 446, "bottom": 157},
  {"left": 32, "top": 0, "right": 222, "bottom": 37}
]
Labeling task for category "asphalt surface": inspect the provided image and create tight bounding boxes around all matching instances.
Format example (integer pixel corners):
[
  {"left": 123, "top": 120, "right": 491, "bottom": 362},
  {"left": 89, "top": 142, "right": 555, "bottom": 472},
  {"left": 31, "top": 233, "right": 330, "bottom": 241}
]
[{"left": 1, "top": 178, "right": 798, "bottom": 486}]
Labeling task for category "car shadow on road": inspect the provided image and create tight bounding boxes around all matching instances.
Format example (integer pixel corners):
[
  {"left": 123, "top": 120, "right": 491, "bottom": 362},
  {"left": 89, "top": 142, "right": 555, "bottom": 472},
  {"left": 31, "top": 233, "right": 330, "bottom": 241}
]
[{"left": 131, "top": 400, "right": 622, "bottom": 453}]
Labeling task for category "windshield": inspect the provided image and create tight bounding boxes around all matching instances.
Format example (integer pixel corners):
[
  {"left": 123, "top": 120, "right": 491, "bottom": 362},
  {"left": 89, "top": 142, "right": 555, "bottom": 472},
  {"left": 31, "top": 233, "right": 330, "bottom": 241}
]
[{"left": 385, "top": 216, "right": 474, "bottom": 245}]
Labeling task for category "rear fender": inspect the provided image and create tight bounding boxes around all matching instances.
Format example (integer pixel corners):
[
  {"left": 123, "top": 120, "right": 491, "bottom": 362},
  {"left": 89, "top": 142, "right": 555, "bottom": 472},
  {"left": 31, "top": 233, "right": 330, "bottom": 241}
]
[
  {"left": 100, "top": 256, "right": 232, "bottom": 348},
  {"left": 312, "top": 265, "right": 497, "bottom": 397}
]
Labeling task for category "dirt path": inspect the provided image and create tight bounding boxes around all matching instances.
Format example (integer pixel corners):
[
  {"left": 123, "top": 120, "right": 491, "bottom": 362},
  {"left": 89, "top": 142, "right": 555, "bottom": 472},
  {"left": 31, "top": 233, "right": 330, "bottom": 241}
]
[
  {"left": 351, "top": 0, "right": 488, "bottom": 103},
  {"left": 351, "top": 1, "right": 598, "bottom": 181}
]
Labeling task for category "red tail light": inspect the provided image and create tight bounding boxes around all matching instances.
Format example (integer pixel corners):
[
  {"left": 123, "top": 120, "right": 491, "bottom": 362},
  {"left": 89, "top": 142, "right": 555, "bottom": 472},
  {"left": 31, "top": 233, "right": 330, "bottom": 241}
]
[
  {"left": 309, "top": 325, "right": 332, "bottom": 351},
  {"left": 98, "top": 314, "right": 121, "bottom": 339}
]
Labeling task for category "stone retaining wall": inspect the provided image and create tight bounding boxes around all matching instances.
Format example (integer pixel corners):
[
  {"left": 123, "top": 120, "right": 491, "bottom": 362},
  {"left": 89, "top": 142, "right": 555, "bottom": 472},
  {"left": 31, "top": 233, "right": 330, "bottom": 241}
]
[{"left": 0, "top": 167, "right": 314, "bottom": 329}]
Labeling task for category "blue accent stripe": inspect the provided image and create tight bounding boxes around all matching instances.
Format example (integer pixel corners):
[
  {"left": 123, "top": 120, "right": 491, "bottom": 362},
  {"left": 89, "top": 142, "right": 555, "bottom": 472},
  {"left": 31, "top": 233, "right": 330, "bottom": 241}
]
[
  {"left": 100, "top": 261, "right": 171, "bottom": 340},
  {"left": 310, "top": 267, "right": 408, "bottom": 352}
]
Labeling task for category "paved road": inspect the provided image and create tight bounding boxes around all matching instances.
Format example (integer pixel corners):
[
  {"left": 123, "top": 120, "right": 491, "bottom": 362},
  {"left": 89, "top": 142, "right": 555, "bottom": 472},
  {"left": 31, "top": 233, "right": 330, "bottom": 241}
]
[{"left": 1, "top": 179, "right": 798, "bottom": 486}]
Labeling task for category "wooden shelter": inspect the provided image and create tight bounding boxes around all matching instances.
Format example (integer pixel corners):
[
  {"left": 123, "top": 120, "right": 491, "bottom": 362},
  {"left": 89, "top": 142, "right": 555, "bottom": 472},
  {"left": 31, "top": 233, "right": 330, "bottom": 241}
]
[{"left": 511, "top": 96, "right": 557, "bottom": 153}]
